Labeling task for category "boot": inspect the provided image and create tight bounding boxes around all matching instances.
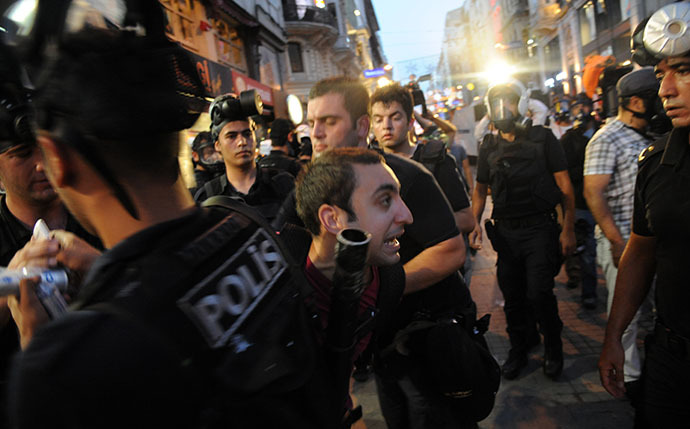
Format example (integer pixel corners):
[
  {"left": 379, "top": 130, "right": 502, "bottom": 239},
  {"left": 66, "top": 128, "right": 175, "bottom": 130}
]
[
  {"left": 543, "top": 338, "right": 563, "bottom": 380},
  {"left": 502, "top": 349, "right": 528, "bottom": 380}
]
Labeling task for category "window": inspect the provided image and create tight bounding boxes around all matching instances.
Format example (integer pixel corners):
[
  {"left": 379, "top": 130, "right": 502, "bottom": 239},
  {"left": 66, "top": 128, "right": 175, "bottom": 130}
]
[
  {"left": 214, "top": 20, "right": 248, "bottom": 72},
  {"left": 580, "top": 1, "right": 596, "bottom": 46},
  {"left": 159, "top": 0, "right": 196, "bottom": 49},
  {"left": 288, "top": 42, "right": 304, "bottom": 73}
]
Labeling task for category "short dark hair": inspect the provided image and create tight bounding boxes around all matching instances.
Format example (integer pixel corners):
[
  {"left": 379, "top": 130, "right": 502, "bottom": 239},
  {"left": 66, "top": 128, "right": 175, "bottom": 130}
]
[
  {"left": 309, "top": 77, "right": 369, "bottom": 126},
  {"left": 35, "top": 29, "right": 203, "bottom": 181},
  {"left": 296, "top": 147, "right": 383, "bottom": 236},
  {"left": 370, "top": 83, "right": 413, "bottom": 122},
  {"left": 269, "top": 118, "right": 294, "bottom": 147}
]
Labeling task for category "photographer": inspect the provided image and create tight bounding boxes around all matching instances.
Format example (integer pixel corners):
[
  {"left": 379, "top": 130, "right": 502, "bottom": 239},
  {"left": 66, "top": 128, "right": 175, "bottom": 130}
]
[{"left": 0, "top": 42, "right": 101, "bottom": 426}]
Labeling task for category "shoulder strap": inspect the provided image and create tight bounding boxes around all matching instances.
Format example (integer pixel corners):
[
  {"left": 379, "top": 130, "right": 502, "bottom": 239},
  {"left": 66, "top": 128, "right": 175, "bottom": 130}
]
[
  {"left": 413, "top": 140, "right": 446, "bottom": 176},
  {"left": 373, "top": 264, "right": 405, "bottom": 336},
  {"left": 202, "top": 196, "right": 316, "bottom": 306}
]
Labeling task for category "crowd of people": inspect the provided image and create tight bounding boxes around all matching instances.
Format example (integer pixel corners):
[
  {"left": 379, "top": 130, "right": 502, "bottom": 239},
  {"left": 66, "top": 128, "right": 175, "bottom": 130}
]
[{"left": 0, "top": 1, "right": 688, "bottom": 428}]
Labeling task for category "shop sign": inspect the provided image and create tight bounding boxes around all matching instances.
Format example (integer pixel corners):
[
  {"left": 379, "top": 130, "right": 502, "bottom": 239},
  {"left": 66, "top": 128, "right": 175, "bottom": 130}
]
[
  {"left": 231, "top": 70, "right": 274, "bottom": 106},
  {"left": 187, "top": 52, "right": 234, "bottom": 97}
]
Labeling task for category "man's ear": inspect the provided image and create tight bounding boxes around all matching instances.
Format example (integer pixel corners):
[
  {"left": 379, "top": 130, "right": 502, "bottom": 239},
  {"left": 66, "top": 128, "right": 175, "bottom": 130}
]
[
  {"left": 214, "top": 139, "right": 221, "bottom": 152},
  {"left": 356, "top": 115, "right": 370, "bottom": 145},
  {"left": 36, "top": 135, "right": 71, "bottom": 187},
  {"left": 631, "top": 95, "right": 646, "bottom": 112},
  {"left": 317, "top": 203, "right": 345, "bottom": 235}
]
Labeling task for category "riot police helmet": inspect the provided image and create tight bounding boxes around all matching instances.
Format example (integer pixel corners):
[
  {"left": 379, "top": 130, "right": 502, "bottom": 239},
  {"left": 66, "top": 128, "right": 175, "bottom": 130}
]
[
  {"left": 192, "top": 130, "right": 223, "bottom": 173},
  {"left": 0, "top": 0, "right": 207, "bottom": 219},
  {"left": 0, "top": 43, "right": 34, "bottom": 154},
  {"left": 631, "top": 2, "right": 690, "bottom": 66},
  {"left": 484, "top": 79, "right": 529, "bottom": 133},
  {"left": 209, "top": 90, "right": 263, "bottom": 143}
]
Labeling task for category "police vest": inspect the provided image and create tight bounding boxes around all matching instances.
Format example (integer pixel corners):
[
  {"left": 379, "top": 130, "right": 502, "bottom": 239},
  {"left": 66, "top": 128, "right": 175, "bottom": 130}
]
[
  {"left": 196, "top": 169, "right": 294, "bottom": 222},
  {"left": 484, "top": 126, "right": 562, "bottom": 218},
  {"left": 72, "top": 199, "right": 336, "bottom": 428}
]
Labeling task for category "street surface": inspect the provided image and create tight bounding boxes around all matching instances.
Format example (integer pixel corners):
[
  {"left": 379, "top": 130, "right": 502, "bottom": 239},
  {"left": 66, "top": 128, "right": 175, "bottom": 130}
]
[{"left": 352, "top": 200, "right": 648, "bottom": 428}]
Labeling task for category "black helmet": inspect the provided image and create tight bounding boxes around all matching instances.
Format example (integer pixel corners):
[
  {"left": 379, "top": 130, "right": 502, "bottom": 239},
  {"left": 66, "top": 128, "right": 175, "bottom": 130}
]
[
  {"left": 0, "top": 43, "right": 34, "bottom": 153},
  {"left": 209, "top": 90, "right": 263, "bottom": 142},
  {"left": 1, "top": 0, "right": 206, "bottom": 219}
]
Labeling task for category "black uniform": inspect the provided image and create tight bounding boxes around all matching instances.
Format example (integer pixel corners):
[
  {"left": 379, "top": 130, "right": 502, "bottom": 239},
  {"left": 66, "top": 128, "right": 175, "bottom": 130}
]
[
  {"left": 476, "top": 126, "right": 566, "bottom": 353},
  {"left": 633, "top": 127, "right": 690, "bottom": 427},
  {"left": 9, "top": 206, "right": 333, "bottom": 429},
  {"left": 257, "top": 150, "right": 303, "bottom": 177},
  {"left": 412, "top": 142, "right": 471, "bottom": 212},
  {"left": 0, "top": 194, "right": 101, "bottom": 426},
  {"left": 374, "top": 154, "right": 476, "bottom": 429},
  {"left": 560, "top": 126, "right": 597, "bottom": 302},
  {"left": 194, "top": 167, "right": 294, "bottom": 223},
  {"left": 193, "top": 167, "right": 221, "bottom": 191}
]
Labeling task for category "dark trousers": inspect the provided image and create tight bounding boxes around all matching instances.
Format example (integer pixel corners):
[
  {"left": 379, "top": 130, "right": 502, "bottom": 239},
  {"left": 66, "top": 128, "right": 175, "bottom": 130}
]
[
  {"left": 375, "top": 368, "right": 477, "bottom": 429},
  {"left": 638, "top": 331, "right": 690, "bottom": 428},
  {"left": 564, "top": 209, "right": 597, "bottom": 299},
  {"left": 492, "top": 220, "right": 563, "bottom": 352}
]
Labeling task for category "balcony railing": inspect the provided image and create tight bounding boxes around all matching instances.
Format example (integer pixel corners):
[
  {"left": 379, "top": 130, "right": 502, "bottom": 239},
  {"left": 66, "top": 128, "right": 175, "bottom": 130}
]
[{"left": 283, "top": 3, "right": 337, "bottom": 29}]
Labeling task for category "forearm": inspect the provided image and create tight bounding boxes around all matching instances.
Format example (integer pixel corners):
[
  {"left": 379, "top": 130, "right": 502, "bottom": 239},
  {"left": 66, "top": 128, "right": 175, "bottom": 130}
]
[
  {"left": 454, "top": 207, "right": 475, "bottom": 234},
  {"left": 585, "top": 190, "right": 623, "bottom": 243},
  {"left": 604, "top": 233, "right": 656, "bottom": 341},
  {"left": 403, "top": 234, "right": 465, "bottom": 294},
  {"left": 561, "top": 189, "right": 575, "bottom": 232},
  {"left": 472, "top": 184, "right": 488, "bottom": 222}
]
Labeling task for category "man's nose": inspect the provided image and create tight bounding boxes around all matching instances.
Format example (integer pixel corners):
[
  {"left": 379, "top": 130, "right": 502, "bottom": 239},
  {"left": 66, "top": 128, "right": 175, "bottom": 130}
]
[
  {"left": 659, "top": 73, "right": 677, "bottom": 100},
  {"left": 396, "top": 200, "right": 413, "bottom": 225},
  {"left": 312, "top": 121, "right": 325, "bottom": 138}
]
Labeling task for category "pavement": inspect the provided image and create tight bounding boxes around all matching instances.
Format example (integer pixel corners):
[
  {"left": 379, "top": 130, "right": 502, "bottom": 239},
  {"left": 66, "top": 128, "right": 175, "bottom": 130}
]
[{"left": 352, "top": 203, "right": 651, "bottom": 428}]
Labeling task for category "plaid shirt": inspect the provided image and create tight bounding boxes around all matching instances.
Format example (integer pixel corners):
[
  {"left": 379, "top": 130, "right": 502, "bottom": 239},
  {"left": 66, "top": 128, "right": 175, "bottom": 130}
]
[{"left": 583, "top": 118, "right": 651, "bottom": 240}]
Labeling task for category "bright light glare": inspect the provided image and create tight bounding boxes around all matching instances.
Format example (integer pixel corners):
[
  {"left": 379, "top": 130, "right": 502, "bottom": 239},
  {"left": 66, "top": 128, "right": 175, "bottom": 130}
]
[
  {"left": 7, "top": 0, "right": 36, "bottom": 24},
  {"left": 377, "top": 77, "right": 391, "bottom": 87},
  {"left": 483, "top": 61, "right": 516, "bottom": 84},
  {"left": 556, "top": 71, "right": 567, "bottom": 81},
  {"left": 354, "top": 9, "right": 361, "bottom": 16}
]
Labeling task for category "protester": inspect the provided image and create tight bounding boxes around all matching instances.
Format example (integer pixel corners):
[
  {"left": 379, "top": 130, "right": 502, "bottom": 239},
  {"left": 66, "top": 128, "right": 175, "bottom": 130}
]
[
  {"left": 585, "top": 68, "right": 659, "bottom": 396},
  {"left": 289, "top": 147, "right": 412, "bottom": 419}
]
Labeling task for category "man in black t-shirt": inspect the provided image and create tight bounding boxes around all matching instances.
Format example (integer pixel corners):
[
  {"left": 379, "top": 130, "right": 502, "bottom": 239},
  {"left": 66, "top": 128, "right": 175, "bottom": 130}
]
[
  {"left": 275, "top": 76, "right": 470, "bottom": 428},
  {"left": 471, "top": 80, "right": 575, "bottom": 381},
  {"left": 258, "top": 118, "right": 303, "bottom": 177},
  {"left": 369, "top": 82, "right": 474, "bottom": 235}
]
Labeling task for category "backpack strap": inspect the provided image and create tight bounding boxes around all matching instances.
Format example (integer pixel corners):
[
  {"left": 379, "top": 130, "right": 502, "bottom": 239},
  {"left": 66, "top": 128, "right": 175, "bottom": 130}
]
[{"left": 413, "top": 140, "right": 446, "bottom": 176}]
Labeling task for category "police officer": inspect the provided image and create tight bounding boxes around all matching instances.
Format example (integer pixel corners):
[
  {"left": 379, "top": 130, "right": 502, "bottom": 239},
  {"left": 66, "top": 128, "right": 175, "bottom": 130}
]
[
  {"left": 560, "top": 96, "right": 599, "bottom": 309},
  {"left": 194, "top": 93, "right": 295, "bottom": 223},
  {"left": 4, "top": 1, "right": 331, "bottom": 427},
  {"left": 257, "top": 118, "right": 303, "bottom": 177},
  {"left": 470, "top": 79, "right": 576, "bottom": 380},
  {"left": 599, "top": 3, "right": 690, "bottom": 426},
  {"left": 190, "top": 130, "right": 223, "bottom": 190}
]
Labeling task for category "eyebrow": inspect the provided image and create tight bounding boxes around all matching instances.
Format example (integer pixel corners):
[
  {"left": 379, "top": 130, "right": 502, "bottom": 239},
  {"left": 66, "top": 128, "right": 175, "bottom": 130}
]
[
  {"left": 224, "top": 129, "right": 251, "bottom": 136},
  {"left": 372, "top": 183, "right": 399, "bottom": 196}
]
